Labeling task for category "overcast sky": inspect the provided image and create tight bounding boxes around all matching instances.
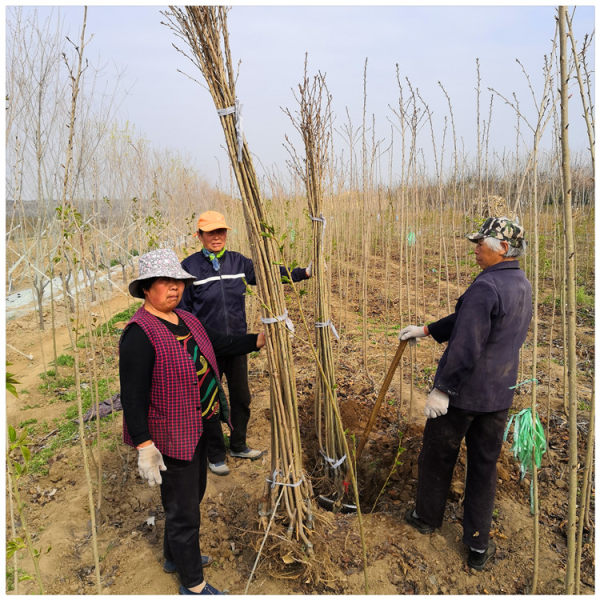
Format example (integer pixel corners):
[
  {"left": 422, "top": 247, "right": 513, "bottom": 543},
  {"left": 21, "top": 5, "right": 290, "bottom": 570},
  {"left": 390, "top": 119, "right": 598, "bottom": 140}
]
[{"left": 10, "top": 3, "right": 596, "bottom": 189}]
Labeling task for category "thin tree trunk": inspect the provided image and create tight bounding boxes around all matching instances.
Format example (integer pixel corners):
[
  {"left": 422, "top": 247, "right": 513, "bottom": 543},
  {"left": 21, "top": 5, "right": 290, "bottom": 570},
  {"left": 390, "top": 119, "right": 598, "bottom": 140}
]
[
  {"left": 530, "top": 152, "right": 541, "bottom": 594},
  {"left": 558, "top": 6, "right": 579, "bottom": 594},
  {"left": 59, "top": 7, "right": 102, "bottom": 593},
  {"left": 574, "top": 391, "right": 594, "bottom": 594}
]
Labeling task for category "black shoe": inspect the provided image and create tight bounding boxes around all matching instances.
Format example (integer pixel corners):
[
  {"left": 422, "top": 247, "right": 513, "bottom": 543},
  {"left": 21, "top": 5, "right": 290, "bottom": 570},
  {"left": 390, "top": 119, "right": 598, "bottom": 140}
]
[
  {"left": 164, "top": 555, "right": 213, "bottom": 573},
  {"left": 179, "top": 582, "right": 224, "bottom": 595},
  {"left": 467, "top": 540, "right": 496, "bottom": 571},
  {"left": 404, "top": 508, "right": 435, "bottom": 534}
]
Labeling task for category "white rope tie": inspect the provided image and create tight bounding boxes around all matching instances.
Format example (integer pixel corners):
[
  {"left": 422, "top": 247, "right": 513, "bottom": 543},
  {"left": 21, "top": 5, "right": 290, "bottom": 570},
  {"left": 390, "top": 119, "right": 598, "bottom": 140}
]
[
  {"left": 217, "top": 98, "right": 243, "bottom": 162},
  {"left": 310, "top": 213, "right": 327, "bottom": 245},
  {"left": 319, "top": 450, "right": 346, "bottom": 470},
  {"left": 315, "top": 319, "right": 340, "bottom": 340},
  {"left": 261, "top": 309, "right": 295, "bottom": 333},
  {"left": 267, "top": 470, "right": 304, "bottom": 489}
]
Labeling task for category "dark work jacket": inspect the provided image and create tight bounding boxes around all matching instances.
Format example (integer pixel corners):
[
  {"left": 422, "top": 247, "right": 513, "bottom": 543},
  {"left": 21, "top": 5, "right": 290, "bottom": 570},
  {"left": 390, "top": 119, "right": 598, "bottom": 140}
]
[
  {"left": 427, "top": 260, "right": 532, "bottom": 412},
  {"left": 178, "top": 249, "right": 309, "bottom": 335}
]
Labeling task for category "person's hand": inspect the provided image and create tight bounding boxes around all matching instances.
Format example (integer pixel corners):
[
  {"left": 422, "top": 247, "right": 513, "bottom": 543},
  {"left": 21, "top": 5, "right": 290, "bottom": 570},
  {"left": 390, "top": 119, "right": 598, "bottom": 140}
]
[
  {"left": 424, "top": 388, "right": 449, "bottom": 419},
  {"left": 256, "top": 332, "right": 266, "bottom": 349},
  {"left": 398, "top": 325, "right": 427, "bottom": 344},
  {"left": 137, "top": 442, "right": 166, "bottom": 486},
  {"left": 305, "top": 261, "right": 313, "bottom": 278}
]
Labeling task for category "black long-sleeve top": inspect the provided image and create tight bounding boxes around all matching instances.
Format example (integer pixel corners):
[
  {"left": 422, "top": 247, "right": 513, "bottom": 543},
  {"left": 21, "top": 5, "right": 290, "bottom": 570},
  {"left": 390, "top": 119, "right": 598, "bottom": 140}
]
[{"left": 119, "top": 315, "right": 259, "bottom": 446}]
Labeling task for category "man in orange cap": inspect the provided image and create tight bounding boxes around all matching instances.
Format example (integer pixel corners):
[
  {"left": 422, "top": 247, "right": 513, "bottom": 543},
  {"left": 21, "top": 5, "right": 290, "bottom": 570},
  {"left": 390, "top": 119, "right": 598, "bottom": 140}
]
[{"left": 179, "top": 210, "right": 311, "bottom": 475}]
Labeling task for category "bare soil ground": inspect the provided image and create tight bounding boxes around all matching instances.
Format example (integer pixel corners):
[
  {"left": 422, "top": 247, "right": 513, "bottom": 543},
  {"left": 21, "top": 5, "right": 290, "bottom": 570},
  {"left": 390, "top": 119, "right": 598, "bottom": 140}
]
[{"left": 5, "top": 261, "right": 595, "bottom": 595}]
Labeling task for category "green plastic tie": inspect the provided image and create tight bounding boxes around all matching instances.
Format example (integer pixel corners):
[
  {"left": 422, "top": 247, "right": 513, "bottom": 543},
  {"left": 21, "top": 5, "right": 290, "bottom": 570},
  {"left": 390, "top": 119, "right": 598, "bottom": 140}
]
[
  {"left": 509, "top": 378, "right": 538, "bottom": 390},
  {"left": 407, "top": 231, "right": 416, "bottom": 246},
  {"left": 503, "top": 407, "right": 547, "bottom": 514}
]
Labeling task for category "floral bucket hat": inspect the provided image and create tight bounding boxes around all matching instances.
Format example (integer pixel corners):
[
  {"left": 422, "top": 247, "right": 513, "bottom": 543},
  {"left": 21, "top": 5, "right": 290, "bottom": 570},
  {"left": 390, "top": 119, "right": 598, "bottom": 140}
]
[{"left": 128, "top": 248, "right": 196, "bottom": 298}]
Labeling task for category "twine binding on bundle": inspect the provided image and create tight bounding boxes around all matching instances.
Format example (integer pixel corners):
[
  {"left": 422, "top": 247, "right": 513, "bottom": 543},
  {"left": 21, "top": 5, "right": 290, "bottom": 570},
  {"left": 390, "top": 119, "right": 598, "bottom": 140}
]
[
  {"left": 217, "top": 98, "right": 243, "bottom": 162},
  {"left": 315, "top": 319, "right": 340, "bottom": 340},
  {"left": 261, "top": 309, "right": 295, "bottom": 333},
  {"left": 319, "top": 450, "right": 347, "bottom": 470},
  {"left": 310, "top": 213, "right": 327, "bottom": 245},
  {"left": 267, "top": 470, "right": 304, "bottom": 489}
]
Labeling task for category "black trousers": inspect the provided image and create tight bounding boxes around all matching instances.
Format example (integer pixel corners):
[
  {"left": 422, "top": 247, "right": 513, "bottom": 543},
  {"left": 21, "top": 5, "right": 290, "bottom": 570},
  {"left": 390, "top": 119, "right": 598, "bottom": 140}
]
[
  {"left": 415, "top": 405, "right": 509, "bottom": 551},
  {"left": 207, "top": 354, "right": 252, "bottom": 463},
  {"left": 161, "top": 429, "right": 212, "bottom": 589}
]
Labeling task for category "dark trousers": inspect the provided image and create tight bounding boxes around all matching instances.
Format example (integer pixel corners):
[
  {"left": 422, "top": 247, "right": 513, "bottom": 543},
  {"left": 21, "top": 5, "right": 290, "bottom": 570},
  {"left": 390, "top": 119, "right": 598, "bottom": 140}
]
[
  {"left": 207, "top": 354, "right": 252, "bottom": 463},
  {"left": 161, "top": 431, "right": 211, "bottom": 589},
  {"left": 415, "top": 405, "right": 509, "bottom": 551}
]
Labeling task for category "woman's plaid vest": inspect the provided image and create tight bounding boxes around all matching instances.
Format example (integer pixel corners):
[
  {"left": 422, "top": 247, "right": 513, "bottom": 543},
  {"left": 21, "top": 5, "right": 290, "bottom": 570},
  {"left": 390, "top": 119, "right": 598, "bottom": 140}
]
[{"left": 122, "top": 306, "right": 228, "bottom": 461}]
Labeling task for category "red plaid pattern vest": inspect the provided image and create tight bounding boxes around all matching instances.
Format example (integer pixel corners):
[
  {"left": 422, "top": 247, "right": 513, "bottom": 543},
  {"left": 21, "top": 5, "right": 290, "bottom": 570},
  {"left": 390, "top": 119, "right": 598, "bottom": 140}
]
[{"left": 122, "top": 307, "right": 225, "bottom": 461}]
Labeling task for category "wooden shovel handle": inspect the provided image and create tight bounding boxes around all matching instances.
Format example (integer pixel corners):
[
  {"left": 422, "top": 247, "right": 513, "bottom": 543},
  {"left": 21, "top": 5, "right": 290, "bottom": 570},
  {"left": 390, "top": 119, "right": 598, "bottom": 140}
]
[{"left": 355, "top": 340, "right": 408, "bottom": 462}]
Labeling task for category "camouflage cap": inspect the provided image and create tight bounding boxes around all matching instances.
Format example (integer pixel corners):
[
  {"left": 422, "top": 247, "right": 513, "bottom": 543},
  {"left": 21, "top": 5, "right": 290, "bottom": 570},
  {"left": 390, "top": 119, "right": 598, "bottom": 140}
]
[{"left": 466, "top": 217, "right": 525, "bottom": 248}]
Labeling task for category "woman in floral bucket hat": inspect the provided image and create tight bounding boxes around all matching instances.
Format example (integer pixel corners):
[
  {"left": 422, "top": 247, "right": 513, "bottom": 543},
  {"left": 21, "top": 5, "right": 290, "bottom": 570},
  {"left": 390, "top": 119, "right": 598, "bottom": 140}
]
[
  {"left": 119, "top": 248, "right": 264, "bottom": 595},
  {"left": 398, "top": 216, "right": 532, "bottom": 572}
]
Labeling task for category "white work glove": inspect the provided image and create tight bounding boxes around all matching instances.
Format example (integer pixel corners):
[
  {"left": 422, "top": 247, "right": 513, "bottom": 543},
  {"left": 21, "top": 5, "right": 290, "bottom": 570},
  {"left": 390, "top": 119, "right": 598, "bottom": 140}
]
[
  {"left": 137, "top": 442, "right": 167, "bottom": 486},
  {"left": 398, "top": 325, "right": 427, "bottom": 345},
  {"left": 305, "top": 261, "right": 313, "bottom": 278},
  {"left": 424, "top": 388, "right": 449, "bottom": 419}
]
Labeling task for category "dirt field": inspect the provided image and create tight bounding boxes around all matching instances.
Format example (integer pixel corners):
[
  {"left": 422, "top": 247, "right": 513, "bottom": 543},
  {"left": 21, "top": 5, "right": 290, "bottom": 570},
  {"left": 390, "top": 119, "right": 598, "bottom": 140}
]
[{"left": 5, "top": 262, "right": 595, "bottom": 595}]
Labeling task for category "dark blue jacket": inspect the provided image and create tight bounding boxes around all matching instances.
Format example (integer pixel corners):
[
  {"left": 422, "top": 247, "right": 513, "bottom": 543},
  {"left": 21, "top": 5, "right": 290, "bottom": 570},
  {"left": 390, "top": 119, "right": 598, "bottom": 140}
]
[
  {"left": 178, "top": 249, "right": 309, "bottom": 336},
  {"left": 428, "top": 260, "right": 532, "bottom": 412}
]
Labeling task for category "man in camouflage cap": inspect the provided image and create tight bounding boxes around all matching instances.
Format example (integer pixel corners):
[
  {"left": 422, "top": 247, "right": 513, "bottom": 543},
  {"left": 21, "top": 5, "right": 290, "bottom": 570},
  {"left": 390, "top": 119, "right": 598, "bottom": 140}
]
[
  {"left": 398, "top": 216, "right": 532, "bottom": 571},
  {"left": 466, "top": 216, "right": 526, "bottom": 248}
]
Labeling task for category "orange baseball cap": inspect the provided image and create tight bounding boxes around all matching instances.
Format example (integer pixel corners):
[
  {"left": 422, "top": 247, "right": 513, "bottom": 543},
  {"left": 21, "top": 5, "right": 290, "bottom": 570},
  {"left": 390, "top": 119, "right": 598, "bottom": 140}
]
[{"left": 197, "top": 210, "right": 232, "bottom": 232}]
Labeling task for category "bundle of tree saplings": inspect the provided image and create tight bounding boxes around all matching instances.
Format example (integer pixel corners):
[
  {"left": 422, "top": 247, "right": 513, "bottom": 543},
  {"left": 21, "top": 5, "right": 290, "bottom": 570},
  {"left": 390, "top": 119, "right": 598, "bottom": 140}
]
[
  {"left": 164, "top": 6, "right": 314, "bottom": 550},
  {"left": 283, "top": 63, "right": 352, "bottom": 507}
]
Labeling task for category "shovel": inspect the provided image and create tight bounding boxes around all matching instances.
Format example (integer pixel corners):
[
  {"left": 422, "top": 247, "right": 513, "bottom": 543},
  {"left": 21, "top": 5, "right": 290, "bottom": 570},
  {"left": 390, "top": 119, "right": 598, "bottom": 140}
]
[{"left": 355, "top": 340, "right": 408, "bottom": 462}]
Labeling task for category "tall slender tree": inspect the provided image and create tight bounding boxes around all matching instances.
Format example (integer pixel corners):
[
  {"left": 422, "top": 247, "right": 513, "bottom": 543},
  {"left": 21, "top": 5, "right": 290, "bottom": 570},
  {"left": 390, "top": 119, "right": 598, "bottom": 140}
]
[{"left": 558, "top": 6, "right": 579, "bottom": 594}]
